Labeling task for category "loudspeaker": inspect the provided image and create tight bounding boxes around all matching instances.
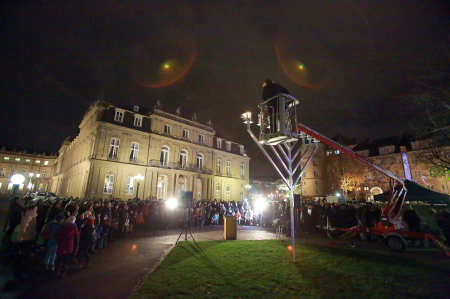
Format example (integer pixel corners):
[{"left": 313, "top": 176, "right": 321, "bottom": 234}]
[{"left": 180, "top": 191, "right": 194, "bottom": 208}]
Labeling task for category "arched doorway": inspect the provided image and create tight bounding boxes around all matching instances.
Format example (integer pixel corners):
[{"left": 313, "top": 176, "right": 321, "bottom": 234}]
[
  {"left": 157, "top": 175, "right": 168, "bottom": 200},
  {"left": 369, "top": 186, "right": 383, "bottom": 201}
]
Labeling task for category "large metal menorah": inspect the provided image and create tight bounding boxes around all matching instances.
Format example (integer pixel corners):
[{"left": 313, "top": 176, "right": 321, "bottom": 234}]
[{"left": 242, "top": 95, "right": 318, "bottom": 262}]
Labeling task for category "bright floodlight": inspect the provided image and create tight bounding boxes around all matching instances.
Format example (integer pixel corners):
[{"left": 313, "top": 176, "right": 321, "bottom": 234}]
[
  {"left": 254, "top": 195, "right": 268, "bottom": 214},
  {"left": 165, "top": 197, "right": 178, "bottom": 210},
  {"left": 336, "top": 192, "right": 341, "bottom": 197},
  {"left": 10, "top": 174, "right": 25, "bottom": 185}
]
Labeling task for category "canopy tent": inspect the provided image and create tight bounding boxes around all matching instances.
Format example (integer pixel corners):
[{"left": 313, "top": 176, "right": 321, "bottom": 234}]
[{"left": 374, "top": 180, "right": 450, "bottom": 205}]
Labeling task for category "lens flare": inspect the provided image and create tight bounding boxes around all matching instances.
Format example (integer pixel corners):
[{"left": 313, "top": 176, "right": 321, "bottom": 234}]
[
  {"left": 134, "top": 34, "right": 196, "bottom": 89},
  {"left": 287, "top": 245, "right": 293, "bottom": 252},
  {"left": 274, "top": 38, "right": 329, "bottom": 90}
]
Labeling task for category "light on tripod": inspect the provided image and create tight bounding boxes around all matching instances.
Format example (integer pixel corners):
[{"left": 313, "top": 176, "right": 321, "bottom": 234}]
[
  {"left": 165, "top": 197, "right": 178, "bottom": 210},
  {"left": 254, "top": 195, "right": 268, "bottom": 214}
]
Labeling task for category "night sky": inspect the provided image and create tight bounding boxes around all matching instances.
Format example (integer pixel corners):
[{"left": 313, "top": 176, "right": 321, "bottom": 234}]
[{"left": 1, "top": 0, "right": 449, "bottom": 176}]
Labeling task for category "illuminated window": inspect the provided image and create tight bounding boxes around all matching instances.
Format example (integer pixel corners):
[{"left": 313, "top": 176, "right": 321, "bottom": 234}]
[
  {"left": 25, "top": 159, "right": 31, "bottom": 163},
  {"left": 182, "top": 129, "right": 189, "bottom": 139},
  {"left": 0, "top": 182, "right": 2, "bottom": 191},
  {"left": 44, "top": 160, "right": 49, "bottom": 165},
  {"left": 108, "top": 138, "right": 120, "bottom": 160},
  {"left": 240, "top": 162, "right": 245, "bottom": 178},
  {"left": 216, "top": 159, "right": 221, "bottom": 173},
  {"left": 114, "top": 109, "right": 124, "bottom": 122},
  {"left": 240, "top": 190, "right": 244, "bottom": 201},
  {"left": 163, "top": 124, "right": 171, "bottom": 135},
  {"left": 0, "top": 168, "right": 5, "bottom": 177},
  {"left": 215, "top": 183, "right": 221, "bottom": 199},
  {"left": 103, "top": 174, "right": 114, "bottom": 194},
  {"left": 179, "top": 150, "right": 188, "bottom": 169},
  {"left": 15, "top": 158, "right": 20, "bottom": 162},
  {"left": 35, "top": 160, "right": 41, "bottom": 164},
  {"left": 196, "top": 154, "right": 203, "bottom": 169},
  {"left": 239, "top": 145, "right": 245, "bottom": 155},
  {"left": 226, "top": 160, "right": 231, "bottom": 176},
  {"left": 217, "top": 138, "right": 222, "bottom": 149},
  {"left": 129, "top": 142, "right": 139, "bottom": 162},
  {"left": 198, "top": 134, "right": 204, "bottom": 144},
  {"left": 134, "top": 115, "right": 142, "bottom": 127},
  {"left": 160, "top": 146, "right": 169, "bottom": 166},
  {"left": 125, "top": 176, "right": 134, "bottom": 194},
  {"left": 226, "top": 141, "right": 231, "bottom": 151},
  {"left": 226, "top": 185, "right": 231, "bottom": 200},
  {"left": 3, "top": 157, "right": 9, "bottom": 160}
]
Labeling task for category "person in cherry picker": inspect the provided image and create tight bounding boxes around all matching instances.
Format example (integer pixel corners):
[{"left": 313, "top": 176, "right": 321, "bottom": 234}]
[{"left": 261, "top": 79, "right": 292, "bottom": 135}]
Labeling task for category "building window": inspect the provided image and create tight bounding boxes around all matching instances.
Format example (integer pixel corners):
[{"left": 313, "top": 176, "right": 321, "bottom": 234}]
[
  {"left": 0, "top": 168, "right": 5, "bottom": 177},
  {"left": 114, "top": 109, "right": 124, "bottom": 122},
  {"left": 133, "top": 105, "right": 140, "bottom": 112},
  {"left": 180, "top": 150, "right": 188, "bottom": 169},
  {"left": 198, "top": 134, "right": 204, "bottom": 144},
  {"left": 226, "top": 160, "right": 231, "bottom": 176},
  {"left": 196, "top": 154, "right": 203, "bottom": 169},
  {"left": 44, "top": 160, "right": 49, "bottom": 165},
  {"left": 25, "top": 159, "right": 30, "bottom": 163},
  {"left": 217, "top": 138, "right": 222, "bottom": 149},
  {"left": 130, "top": 142, "right": 139, "bottom": 162},
  {"left": 216, "top": 159, "right": 222, "bottom": 173},
  {"left": 226, "top": 185, "right": 231, "bottom": 200},
  {"left": 15, "top": 158, "right": 20, "bottom": 162},
  {"left": 0, "top": 182, "right": 2, "bottom": 191},
  {"left": 109, "top": 138, "right": 120, "bottom": 160},
  {"left": 226, "top": 142, "right": 231, "bottom": 151},
  {"left": 164, "top": 124, "right": 171, "bottom": 135},
  {"left": 125, "top": 176, "right": 134, "bottom": 194},
  {"left": 35, "top": 160, "right": 41, "bottom": 164},
  {"left": 182, "top": 129, "right": 189, "bottom": 139},
  {"left": 134, "top": 115, "right": 142, "bottom": 127},
  {"left": 239, "top": 145, "right": 245, "bottom": 155},
  {"left": 240, "top": 162, "right": 245, "bottom": 178},
  {"left": 103, "top": 174, "right": 114, "bottom": 194},
  {"left": 160, "top": 146, "right": 169, "bottom": 166},
  {"left": 240, "top": 190, "right": 244, "bottom": 201},
  {"left": 215, "top": 183, "right": 221, "bottom": 199},
  {"left": 3, "top": 157, "right": 9, "bottom": 161}
]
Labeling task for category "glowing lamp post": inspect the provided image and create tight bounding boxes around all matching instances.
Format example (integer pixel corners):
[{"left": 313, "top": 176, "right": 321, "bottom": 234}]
[
  {"left": 134, "top": 174, "right": 144, "bottom": 200},
  {"left": 10, "top": 174, "right": 25, "bottom": 196}
]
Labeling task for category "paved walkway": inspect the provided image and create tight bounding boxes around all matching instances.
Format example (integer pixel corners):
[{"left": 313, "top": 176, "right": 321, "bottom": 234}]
[{"left": 18, "top": 226, "right": 276, "bottom": 299}]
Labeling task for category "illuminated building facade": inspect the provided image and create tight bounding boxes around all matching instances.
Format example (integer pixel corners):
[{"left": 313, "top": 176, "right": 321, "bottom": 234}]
[
  {"left": 0, "top": 150, "right": 56, "bottom": 194},
  {"left": 50, "top": 100, "right": 250, "bottom": 201}
]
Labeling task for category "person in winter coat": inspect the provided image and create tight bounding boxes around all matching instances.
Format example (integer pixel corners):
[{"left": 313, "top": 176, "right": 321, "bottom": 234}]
[
  {"left": 55, "top": 216, "right": 79, "bottom": 278},
  {"left": 42, "top": 213, "right": 65, "bottom": 271},
  {"left": 78, "top": 217, "right": 94, "bottom": 267}
]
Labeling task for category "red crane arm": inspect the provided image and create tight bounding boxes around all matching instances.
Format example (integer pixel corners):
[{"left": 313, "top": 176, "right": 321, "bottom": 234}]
[{"left": 295, "top": 122, "right": 404, "bottom": 184}]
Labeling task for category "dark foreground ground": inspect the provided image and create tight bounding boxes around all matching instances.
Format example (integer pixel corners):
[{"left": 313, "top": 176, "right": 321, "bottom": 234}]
[
  {"left": 1, "top": 226, "right": 277, "bottom": 299},
  {"left": 134, "top": 240, "right": 450, "bottom": 299}
]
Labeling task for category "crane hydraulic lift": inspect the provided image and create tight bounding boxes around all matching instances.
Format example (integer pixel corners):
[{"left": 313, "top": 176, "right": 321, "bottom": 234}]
[{"left": 242, "top": 93, "right": 449, "bottom": 256}]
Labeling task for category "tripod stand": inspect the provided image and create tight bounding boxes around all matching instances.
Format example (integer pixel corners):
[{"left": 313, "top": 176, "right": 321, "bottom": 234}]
[{"left": 175, "top": 205, "right": 197, "bottom": 244}]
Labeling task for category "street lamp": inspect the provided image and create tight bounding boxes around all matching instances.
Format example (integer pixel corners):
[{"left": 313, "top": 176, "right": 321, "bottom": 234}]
[
  {"left": 10, "top": 174, "right": 25, "bottom": 196},
  {"left": 134, "top": 174, "right": 144, "bottom": 200}
]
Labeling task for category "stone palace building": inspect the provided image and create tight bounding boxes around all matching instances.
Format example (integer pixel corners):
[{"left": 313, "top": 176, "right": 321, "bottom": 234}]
[{"left": 48, "top": 100, "right": 250, "bottom": 201}]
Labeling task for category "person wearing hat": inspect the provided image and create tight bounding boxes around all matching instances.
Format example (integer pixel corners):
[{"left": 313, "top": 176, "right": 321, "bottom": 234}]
[{"left": 261, "top": 79, "right": 291, "bottom": 134}]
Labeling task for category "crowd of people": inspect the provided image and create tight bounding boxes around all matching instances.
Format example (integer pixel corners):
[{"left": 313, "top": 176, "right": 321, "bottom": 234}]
[
  {"left": 1, "top": 195, "right": 449, "bottom": 281},
  {"left": 1, "top": 196, "right": 152, "bottom": 279}
]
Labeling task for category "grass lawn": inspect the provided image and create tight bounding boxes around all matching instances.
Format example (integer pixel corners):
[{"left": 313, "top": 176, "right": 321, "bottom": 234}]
[{"left": 133, "top": 240, "right": 449, "bottom": 299}]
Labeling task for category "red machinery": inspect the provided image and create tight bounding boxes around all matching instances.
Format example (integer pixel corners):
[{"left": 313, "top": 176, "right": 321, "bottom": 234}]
[{"left": 294, "top": 122, "right": 449, "bottom": 255}]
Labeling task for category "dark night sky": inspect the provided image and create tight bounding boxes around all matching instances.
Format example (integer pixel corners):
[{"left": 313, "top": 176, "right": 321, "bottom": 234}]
[{"left": 1, "top": 0, "right": 449, "bottom": 176}]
